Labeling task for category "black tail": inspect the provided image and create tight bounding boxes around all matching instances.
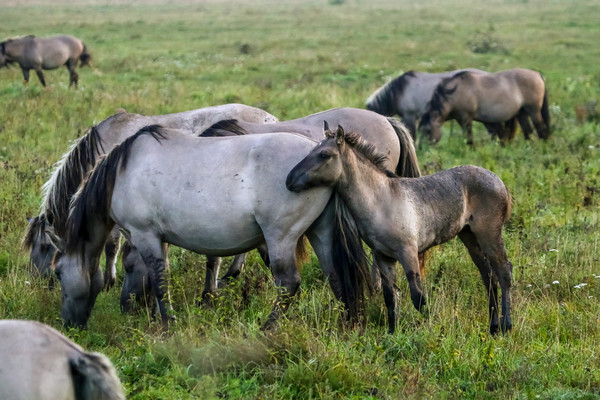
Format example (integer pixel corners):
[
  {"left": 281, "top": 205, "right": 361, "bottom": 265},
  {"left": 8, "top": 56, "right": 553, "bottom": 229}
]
[
  {"left": 79, "top": 43, "right": 91, "bottom": 67},
  {"left": 540, "top": 89, "right": 551, "bottom": 139},
  {"left": 199, "top": 119, "right": 248, "bottom": 137},
  {"left": 331, "top": 193, "right": 372, "bottom": 323},
  {"left": 67, "top": 125, "right": 167, "bottom": 253},
  {"left": 386, "top": 117, "right": 421, "bottom": 178}
]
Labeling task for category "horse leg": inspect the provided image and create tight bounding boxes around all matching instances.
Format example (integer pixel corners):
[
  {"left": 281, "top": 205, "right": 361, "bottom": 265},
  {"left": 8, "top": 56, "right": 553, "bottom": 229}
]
[
  {"left": 21, "top": 68, "right": 30, "bottom": 85},
  {"left": 202, "top": 255, "right": 221, "bottom": 303},
  {"left": 529, "top": 109, "right": 548, "bottom": 140},
  {"left": 34, "top": 68, "right": 46, "bottom": 87},
  {"left": 517, "top": 109, "right": 533, "bottom": 140},
  {"left": 261, "top": 241, "right": 301, "bottom": 331},
  {"left": 131, "top": 235, "right": 172, "bottom": 328},
  {"left": 404, "top": 117, "right": 417, "bottom": 142},
  {"left": 397, "top": 245, "right": 426, "bottom": 312},
  {"left": 66, "top": 60, "right": 79, "bottom": 88},
  {"left": 461, "top": 120, "right": 474, "bottom": 145},
  {"left": 374, "top": 252, "right": 398, "bottom": 334},
  {"left": 457, "top": 228, "right": 500, "bottom": 334},
  {"left": 102, "top": 227, "right": 121, "bottom": 291}
]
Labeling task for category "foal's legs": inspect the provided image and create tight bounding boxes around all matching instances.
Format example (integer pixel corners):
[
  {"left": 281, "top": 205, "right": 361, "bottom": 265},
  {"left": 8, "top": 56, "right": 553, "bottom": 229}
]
[
  {"left": 103, "top": 227, "right": 121, "bottom": 290},
  {"left": 397, "top": 245, "right": 426, "bottom": 313},
  {"left": 374, "top": 252, "right": 398, "bottom": 333},
  {"left": 458, "top": 228, "right": 500, "bottom": 334}
]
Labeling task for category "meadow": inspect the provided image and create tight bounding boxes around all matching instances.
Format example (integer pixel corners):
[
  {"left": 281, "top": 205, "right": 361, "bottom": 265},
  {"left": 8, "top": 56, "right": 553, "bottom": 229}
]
[{"left": 0, "top": 0, "right": 599, "bottom": 398}]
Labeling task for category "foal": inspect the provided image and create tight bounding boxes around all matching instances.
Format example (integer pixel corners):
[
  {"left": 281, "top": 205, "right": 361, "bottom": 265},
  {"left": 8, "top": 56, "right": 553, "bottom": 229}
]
[{"left": 287, "top": 125, "right": 514, "bottom": 334}]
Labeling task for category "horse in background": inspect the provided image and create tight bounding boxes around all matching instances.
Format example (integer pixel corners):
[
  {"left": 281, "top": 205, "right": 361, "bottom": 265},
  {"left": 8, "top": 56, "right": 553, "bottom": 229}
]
[
  {"left": 366, "top": 69, "right": 486, "bottom": 139},
  {"left": 0, "top": 35, "right": 91, "bottom": 87},
  {"left": 419, "top": 68, "right": 550, "bottom": 144},
  {"left": 287, "top": 125, "right": 514, "bottom": 335},
  {"left": 22, "top": 104, "right": 279, "bottom": 291},
  {"left": 0, "top": 320, "right": 124, "bottom": 400}
]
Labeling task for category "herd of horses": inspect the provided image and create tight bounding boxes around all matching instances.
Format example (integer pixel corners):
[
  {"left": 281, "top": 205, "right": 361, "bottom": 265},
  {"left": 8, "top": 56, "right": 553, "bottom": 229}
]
[{"left": 2, "top": 33, "right": 554, "bottom": 399}]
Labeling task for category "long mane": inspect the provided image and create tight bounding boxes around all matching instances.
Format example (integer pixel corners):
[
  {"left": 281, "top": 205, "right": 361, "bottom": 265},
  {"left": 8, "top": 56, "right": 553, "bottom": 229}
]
[
  {"left": 342, "top": 130, "right": 396, "bottom": 178},
  {"left": 420, "top": 71, "right": 468, "bottom": 127},
  {"left": 66, "top": 125, "right": 167, "bottom": 253},
  {"left": 40, "top": 126, "right": 105, "bottom": 238},
  {"left": 366, "top": 71, "right": 416, "bottom": 115}
]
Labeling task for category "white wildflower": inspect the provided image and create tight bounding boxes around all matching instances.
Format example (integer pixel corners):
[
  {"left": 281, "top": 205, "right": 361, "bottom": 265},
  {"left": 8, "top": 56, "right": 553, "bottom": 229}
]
[
  {"left": 549, "top": 249, "right": 559, "bottom": 253},
  {"left": 552, "top": 280, "right": 560, "bottom": 285}
]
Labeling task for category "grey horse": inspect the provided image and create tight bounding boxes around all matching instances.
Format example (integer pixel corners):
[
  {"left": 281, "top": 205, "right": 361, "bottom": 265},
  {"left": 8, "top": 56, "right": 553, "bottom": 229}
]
[
  {"left": 0, "top": 319, "right": 124, "bottom": 400},
  {"left": 0, "top": 35, "right": 91, "bottom": 87}
]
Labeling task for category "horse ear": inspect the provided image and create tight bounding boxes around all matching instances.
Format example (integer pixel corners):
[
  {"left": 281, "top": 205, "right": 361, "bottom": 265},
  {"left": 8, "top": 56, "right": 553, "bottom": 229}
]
[
  {"left": 45, "top": 224, "right": 66, "bottom": 253},
  {"left": 323, "top": 121, "right": 334, "bottom": 138},
  {"left": 335, "top": 125, "right": 345, "bottom": 145}
]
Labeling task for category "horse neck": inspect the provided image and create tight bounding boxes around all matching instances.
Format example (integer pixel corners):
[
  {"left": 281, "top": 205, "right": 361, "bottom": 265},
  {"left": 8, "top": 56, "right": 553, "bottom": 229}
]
[
  {"left": 336, "top": 146, "right": 398, "bottom": 228},
  {"left": 5, "top": 40, "right": 24, "bottom": 59}
]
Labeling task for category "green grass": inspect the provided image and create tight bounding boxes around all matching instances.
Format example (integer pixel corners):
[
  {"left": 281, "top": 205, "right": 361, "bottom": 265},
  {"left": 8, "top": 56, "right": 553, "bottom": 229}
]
[{"left": 1, "top": 0, "right": 599, "bottom": 398}]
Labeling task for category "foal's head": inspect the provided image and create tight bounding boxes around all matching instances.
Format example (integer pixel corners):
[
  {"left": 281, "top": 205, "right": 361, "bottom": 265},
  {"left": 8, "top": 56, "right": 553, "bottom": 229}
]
[{"left": 286, "top": 123, "right": 391, "bottom": 192}]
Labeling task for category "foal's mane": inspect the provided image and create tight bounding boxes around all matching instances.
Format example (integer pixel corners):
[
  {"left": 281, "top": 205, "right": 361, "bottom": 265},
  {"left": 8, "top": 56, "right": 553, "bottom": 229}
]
[
  {"left": 366, "top": 71, "right": 416, "bottom": 114},
  {"left": 341, "top": 130, "right": 396, "bottom": 178},
  {"left": 67, "top": 125, "right": 167, "bottom": 253}
]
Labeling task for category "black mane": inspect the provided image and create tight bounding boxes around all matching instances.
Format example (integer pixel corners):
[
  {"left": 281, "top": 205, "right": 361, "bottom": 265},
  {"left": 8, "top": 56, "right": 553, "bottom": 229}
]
[
  {"left": 200, "top": 119, "right": 248, "bottom": 137},
  {"left": 67, "top": 125, "right": 167, "bottom": 253},
  {"left": 367, "top": 71, "right": 416, "bottom": 116},
  {"left": 342, "top": 130, "right": 396, "bottom": 178}
]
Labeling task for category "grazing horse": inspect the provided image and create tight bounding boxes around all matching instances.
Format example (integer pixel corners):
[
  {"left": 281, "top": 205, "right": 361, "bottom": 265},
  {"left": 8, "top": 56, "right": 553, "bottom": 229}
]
[
  {"left": 0, "top": 320, "right": 124, "bottom": 400},
  {"left": 51, "top": 126, "right": 370, "bottom": 329},
  {"left": 287, "top": 125, "right": 514, "bottom": 335},
  {"left": 0, "top": 35, "right": 91, "bottom": 87},
  {"left": 22, "top": 104, "right": 279, "bottom": 291},
  {"left": 366, "top": 69, "right": 486, "bottom": 139},
  {"left": 419, "top": 68, "right": 550, "bottom": 144}
]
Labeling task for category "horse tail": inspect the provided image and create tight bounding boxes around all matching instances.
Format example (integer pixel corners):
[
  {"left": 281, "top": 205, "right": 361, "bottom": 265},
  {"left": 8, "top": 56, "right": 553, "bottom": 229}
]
[
  {"left": 69, "top": 352, "right": 125, "bottom": 400},
  {"left": 79, "top": 43, "right": 92, "bottom": 67},
  {"left": 67, "top": 125, "right": 167, "bottom": 253},
  {"left": 199, "top": 119, "right": 248, "bottom": 137},
  {"left": 295, "top": 235, "right": 310, "bottom": 270},
  {"left": 332, "top": 193, "right": 372, "bottom": 323},
  {"left": 540, "top": 88, "right": 551, "bottom": 139},
  {"left": 386, "top": 117, "right": 421, "bottom": 178}
]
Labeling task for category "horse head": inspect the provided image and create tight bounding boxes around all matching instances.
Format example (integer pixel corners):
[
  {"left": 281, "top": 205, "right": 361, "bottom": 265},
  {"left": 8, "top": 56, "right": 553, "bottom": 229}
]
[{"left": 24, "top": 216, "right": 57, "bottom": 281}]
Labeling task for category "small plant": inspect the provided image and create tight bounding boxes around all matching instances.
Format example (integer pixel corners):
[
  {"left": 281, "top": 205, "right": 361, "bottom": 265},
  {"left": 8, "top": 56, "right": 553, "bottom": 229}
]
[{"left": 468, "top": 23, "right": 510, "bottom": 55}]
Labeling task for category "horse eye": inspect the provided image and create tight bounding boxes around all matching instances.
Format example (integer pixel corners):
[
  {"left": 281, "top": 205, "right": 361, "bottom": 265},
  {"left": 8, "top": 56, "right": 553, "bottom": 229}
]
[{"left": 319, "top": 153, "right": 330, "bottom": 160}]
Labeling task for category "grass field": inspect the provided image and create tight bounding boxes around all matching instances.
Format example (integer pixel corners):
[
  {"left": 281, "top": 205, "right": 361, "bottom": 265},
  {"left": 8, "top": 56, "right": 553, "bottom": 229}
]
[{"left": 1, "top": 0, "right": 599, "bottom": 398}]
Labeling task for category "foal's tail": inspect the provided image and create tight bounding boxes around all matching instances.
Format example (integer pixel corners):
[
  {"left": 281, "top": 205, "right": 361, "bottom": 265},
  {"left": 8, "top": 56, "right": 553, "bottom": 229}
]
[
  {"left": 67, "top": 125, "right": 167, "bottom": 253},
  {"left": 540, "top": 89, "right": 551, "bottom": 139},
  {"left": 386, "top": 117, "right": 421, "bottom": 178},
  {"left": 69, "top": 351, "right": 125, "bottom": 400},
  {"left": 332, "top": 193, "right": 372, "bottom": 323},
  {"left": 79, "top": 43, "right": 92, "bottom": 67}
]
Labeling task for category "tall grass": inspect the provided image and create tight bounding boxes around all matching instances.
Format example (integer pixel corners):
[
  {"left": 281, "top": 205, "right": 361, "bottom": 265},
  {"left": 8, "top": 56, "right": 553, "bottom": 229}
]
[{"left": 1, "top": 0, "right": 599, "bottom": 398}]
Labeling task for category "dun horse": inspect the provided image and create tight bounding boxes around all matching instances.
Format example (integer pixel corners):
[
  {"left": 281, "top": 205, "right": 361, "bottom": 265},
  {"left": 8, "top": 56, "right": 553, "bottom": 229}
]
[
  {"left": 287, "top": 125, "right": 514, "bottom": 335},
  {"left": 366, "top": 69, "right": 485, "bottom": 139},
  {"left": 0, "top": 320, "right": 124, "bottom": 400},
  {"left": 23, "top": 104, "right": 279, "bottom": 295},
  {"left": 51, "top": 126, "right": 370, "bottom": 329},
  {"left": 419, "top": 68, "right": 550, "bottom": 144},
  {"left": 0, "top": 35, "right": 91, "bottom": 87}
]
